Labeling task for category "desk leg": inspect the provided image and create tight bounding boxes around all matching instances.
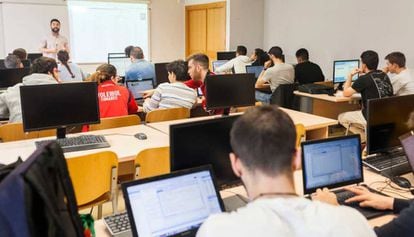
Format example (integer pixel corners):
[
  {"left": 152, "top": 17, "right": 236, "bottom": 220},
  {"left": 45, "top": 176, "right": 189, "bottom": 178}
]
[{"left": 306, "top": 127, "right": 328, "bottom": 140}]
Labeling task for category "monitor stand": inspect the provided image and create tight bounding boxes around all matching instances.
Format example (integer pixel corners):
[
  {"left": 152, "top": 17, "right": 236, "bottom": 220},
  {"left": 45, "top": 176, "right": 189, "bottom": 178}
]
[{"left": 56, "top": 127, "right": 67, "bottom": 139}]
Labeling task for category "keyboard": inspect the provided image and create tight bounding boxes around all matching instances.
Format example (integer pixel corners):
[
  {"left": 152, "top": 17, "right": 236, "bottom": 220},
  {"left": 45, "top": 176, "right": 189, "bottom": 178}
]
[
  {"left": 103, "top": 212, "right": 131, "bottom": 237},
  {"left": 363, "top": 152, "right": 411, "bottom": 176},
  {"left": 35, "top": 135, "right": 110, "bottom": 153}
]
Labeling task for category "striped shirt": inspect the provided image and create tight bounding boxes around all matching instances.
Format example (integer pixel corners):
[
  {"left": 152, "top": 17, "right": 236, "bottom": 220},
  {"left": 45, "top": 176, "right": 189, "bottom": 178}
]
[{"left": 143, "top": 82, "right": 197, "bottom": 112}]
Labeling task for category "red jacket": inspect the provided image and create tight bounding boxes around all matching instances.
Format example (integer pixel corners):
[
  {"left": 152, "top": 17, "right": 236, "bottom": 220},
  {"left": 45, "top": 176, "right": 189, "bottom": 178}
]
[{"left": 98, "top": 80, "right": 138, "bottom": 118}]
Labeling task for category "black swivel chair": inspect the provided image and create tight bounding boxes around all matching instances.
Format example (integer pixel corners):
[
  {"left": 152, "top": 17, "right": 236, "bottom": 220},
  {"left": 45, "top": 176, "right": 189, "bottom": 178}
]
[{"left": 270, "top": 83, "right": 297, "bottom": 109}]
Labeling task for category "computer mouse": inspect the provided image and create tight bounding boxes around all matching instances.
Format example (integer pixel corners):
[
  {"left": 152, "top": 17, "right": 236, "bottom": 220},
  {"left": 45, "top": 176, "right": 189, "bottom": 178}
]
[
  {"left": 391, "top": 176, "right": 412, "bottom": 189},
  {"left": 134, "top": 133, "right": 147, "bottom": 140}
]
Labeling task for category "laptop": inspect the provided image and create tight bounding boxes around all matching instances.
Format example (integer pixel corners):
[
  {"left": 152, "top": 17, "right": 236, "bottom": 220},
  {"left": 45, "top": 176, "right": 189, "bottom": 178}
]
[
  {"left": 245, "top": 65, "right": 264, "bottom": 79},
  {"left": 126, "top": 78, "right": 154, "bottom": 103},
  {"left": 212, "top": 60, "right": 228, "bottom": 72},
  {"left": 399, "top": 131, "right": 414, "bottom": 173},
  {"left": 122, "top": 166, "right": 225, "bottom": 237},
  {"left": 301, "top": 135, "right": 389, "bottom": 219}
]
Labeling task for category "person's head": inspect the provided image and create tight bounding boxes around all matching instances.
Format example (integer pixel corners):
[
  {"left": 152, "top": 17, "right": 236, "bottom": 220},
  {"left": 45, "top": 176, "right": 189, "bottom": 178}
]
[
  {"left": 268, "top": 46, "right": 284, "bottom": 62},
  {"left": 4, "top": 54, "right": 22, "bottom": 69},
  {"left": 57, "top": 50, "right": 70, "bottom": 64},
  {"left": 236, "top": 45, "right": 247, "bottom": 56},
  {"left": 31, "top": 57, "right": 59, "bottom": 80},
  {"left": 251, "top": 48, "right": 264, "bottom": 61},
  {"left": 229, "top": 106, "right": 298, "bottom": 189},
  {"left": 166, "top": 60, "right": 188, "bottom": 83},
  {"left": 96, "top": 64, "right": 117, "bottom": 84},
  {"left": 360, "top": 50, "right": 379, "bottom": 72},
  {"left": 12, "top": 48, "right": 27, "bottom": 61},
  {"left": 385, "top": 52, "right": 406, "bottom": 74},
  {"left": 130, "top": 47, "right": 144, "bottom": 60},
  {"left": 50, "top": 19, "right": 61, "bottom": 34},
  {"left": 124, "top": 45, "right": 134, "bottom": 57},
  {"left": 296, "top": 48, "right": 309, "bottom": 63},
  {"left": 187, "top": 53, "right": 209, "bottom": 81}
]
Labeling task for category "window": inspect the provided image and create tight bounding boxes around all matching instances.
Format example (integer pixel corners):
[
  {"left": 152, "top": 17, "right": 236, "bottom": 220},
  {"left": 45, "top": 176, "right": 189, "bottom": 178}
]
[{"left": 68, "top": 1, "right": 149, "bottom": 63}]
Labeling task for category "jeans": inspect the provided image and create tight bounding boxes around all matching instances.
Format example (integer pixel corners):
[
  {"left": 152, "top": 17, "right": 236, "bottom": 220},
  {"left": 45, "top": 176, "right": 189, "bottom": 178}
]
[{"left": 255, "top": 91, "right": 272, "bottom": 104}]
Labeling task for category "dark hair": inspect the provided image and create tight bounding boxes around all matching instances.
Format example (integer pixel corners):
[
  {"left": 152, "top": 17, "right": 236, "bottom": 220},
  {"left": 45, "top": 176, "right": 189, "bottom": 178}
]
[
  {"left": 50, "top": 18, "right": 60, "bottom": 24},
  {"left": 166, "top": 60, "right": 188, "bottom": 81},
  {"left": 187, "top": 53, "right": 209, "bottom": 70},
  {"left": 57, "top": 50, "right": 74, "bottom": 79},
  {"left": 124, "top": 45, "right": 134, "bottom": 57},
  {"left": 4, "top": 55, "right": 21, "bottom": 69},
  {"left": 268, "top": 46, "right": 284, "bottom": 60},
  {"left": 230, "top": 106, "right": 296, "bottom": 176},
  {"left": 254, "top": 48, "right": 269, "bottom": 66},
  {"left": 296, "top": 48, "right": 309, "bottom": 61},
  {"left": 236, "top": 45, "right": 247, "bottom": 56},
  {"left": 360, "top": 50, "right": 379, "bottom": 70},
  {"left": 12, "top": 48, "right": 27, "bottom": 60},
  {"left": 31, "top": 57, "right": 58, "bottom": 74},
  {"left": 96, "top": 64, "right": 117, "bottom": 83},
  {"left": 385, "top": 52, "right": 406, "bottom": 68},
  {"left": 130, "top": 47, "right": 144, "bottom": 60}
]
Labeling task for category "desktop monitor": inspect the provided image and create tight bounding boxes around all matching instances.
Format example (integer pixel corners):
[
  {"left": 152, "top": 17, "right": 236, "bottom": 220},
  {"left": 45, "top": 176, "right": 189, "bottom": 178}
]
[
  {"left": 20, "top": 82, "right": 100, "bottom": 138},
  {"left": 154, "top": 62, "right": 170, "bottom": 86},
  {"left": 333, "top": 60, "right": 360, "bottom": 84},
  {"left": 246, "top": 65, "right": 264, "bottom": 79},
  {"left": 108, "top": 52, "right": 126, "bottom": 58},
  {"left": 126, "top": 78, "right": 154, "bottom": 100},
  {"left": 0, "top": 68, "right": 30, "bottom": 88},
  {"left": 27, "top": 53, "right": 42, "bottom": 62},
  {"left": 108, "top": 56, "right": 131, "bottom": 77},
  {"left": 212, "top": 60, "right": 228, "bottom": 72},
  {"left": 366, "top": 94, "right": 414, "bottom": 155},
  {"left": 170, "top": 115, "right": 241, "bottom": 189},
  {"left": 217, "top": 51, "right": 236, "bottom": 60},
  {"left": 205, "top": 74, "right": 255, "bottom": 111}
]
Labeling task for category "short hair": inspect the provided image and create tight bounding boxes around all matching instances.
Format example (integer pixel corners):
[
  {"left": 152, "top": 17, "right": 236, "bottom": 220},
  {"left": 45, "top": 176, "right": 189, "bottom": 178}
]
[
  {"left": 230, "top": 106, "right": 296, "bottom": 176},
  {"left": 187, "top": 53, "right": 209, "bottom": 70},
  {"left": 50, "top": 18, "right": 60, "bottom": 25},
  {"left": 130, "top": 47, "right": 144, "bottom": 59},
  {"left": 268, "top": 46, "right": 284, "bottom": 60},
  {"left": 296, "top": 48, "right": 309, "bottom": 61},
  {"left": 31, "top": 57, "right": 58, "bottom": 74},
  {"left": 236, "top": 45, "right": 247, "bottom": 56},
  {"left": 166, "top": 60, "right": 188, "bottom": 81},
  {"left": 385, "top": 52, "right": 406, "bottom": 68},
  {"left": 360, "top": 50, "right": 379, "bottom": 70},
  {"left": 96, "top": 64, "right": 117, "bottom": 83},
  {"left": 124, "top": 45, "right": 134, "bottom": 57},
  {"left": 4, "top": 55, "right": 21, "bottom": 69},
  {"left": 12, "top": 48, "right": 27, "bottom": 60}
]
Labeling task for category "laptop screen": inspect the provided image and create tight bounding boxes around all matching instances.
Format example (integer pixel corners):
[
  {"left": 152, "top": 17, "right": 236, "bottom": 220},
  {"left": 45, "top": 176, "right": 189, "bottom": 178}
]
[
  {"left": 245, "top": 65, "right": 264, "bottom": 79},
  {"left": 126, "top": 79, "right": 154, "bottom": 100},
  {"left": 302, "top": 135, "right": 363, "bottom": 194},
  {"left": 122, "top": 166, "right": 224, "bottom": 237},
  {"left": 399, "top": 132, "right": 414, "bottom": 171},
  {"left": 212, "top": 60, "right": 228, "bottom": 72}
]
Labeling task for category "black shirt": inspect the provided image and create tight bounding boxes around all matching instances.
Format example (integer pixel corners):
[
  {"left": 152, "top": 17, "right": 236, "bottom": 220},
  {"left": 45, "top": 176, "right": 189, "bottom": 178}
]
[
  {"left": 294, "top": 61, "right": 324, "bottom": 84},
  {"left": 375, "top": 199, "right": 414, "bottom": 237},
  {"left": 351, "top": 70, "right": 393, "bottom": 118}
]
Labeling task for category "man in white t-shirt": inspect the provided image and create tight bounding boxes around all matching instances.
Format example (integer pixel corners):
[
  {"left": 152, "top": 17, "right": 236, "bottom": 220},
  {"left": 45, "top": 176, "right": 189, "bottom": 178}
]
[
  {"left": 196, "top": 106, "right": 376, "bottom": 237},
  {"left": 255, "top": 46, "right": 294, "bottom": 104},
  {"left": 384, "top": 52, "right": 414, "bottom": 96},
  {"left": 39, "top": 19, "right": 69, "bottom": 59},
  {"left": 215, "top": 45, "right": 252, "bottom": 74}
]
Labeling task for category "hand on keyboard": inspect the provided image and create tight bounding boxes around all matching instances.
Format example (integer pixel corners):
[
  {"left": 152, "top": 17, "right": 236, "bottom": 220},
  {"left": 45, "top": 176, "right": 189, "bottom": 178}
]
[
  {"left": 311, "top": 188, "right": 339, "bottom": 206},
  {"left": 343, "top": 186, "right": 394, "bottom": 210}
]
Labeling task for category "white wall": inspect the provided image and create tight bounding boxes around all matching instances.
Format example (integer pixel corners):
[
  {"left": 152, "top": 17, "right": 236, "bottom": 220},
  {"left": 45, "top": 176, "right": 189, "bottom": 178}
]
[
  {"left": 0, "top": 3, "right": 5, "bottom": 57},
  {"left": 264, "top": 0, "right": 414, "bottom": 80}
]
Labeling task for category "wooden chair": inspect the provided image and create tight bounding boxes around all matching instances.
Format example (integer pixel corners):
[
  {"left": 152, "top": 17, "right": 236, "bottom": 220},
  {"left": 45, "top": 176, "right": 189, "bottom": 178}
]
[
  {"left": 89, "top": 115, "right": 141, "bottom": 131},
  {"left": 295, "top": 123, "right": 306, "bottom": 148},
  {"left": 0, "top": 123, "right": 55, "bottom": 142},
  {"left": 66, "top": 151, "right": 118, "bottom": 219},
  {"left": 145, "top": 108, "right": 190, "bottom": 123},
  {"left": 134, "top": 147, "right": 170, "bottom": 179}
]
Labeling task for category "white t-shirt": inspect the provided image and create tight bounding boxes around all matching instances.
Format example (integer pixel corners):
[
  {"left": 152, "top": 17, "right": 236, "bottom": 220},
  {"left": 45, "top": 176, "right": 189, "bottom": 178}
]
[
  {"left": 197, "top": 197, "right": 376, "bottom": 237},
  {"left": 391, "top": 68, "right": 414, "bottom": 96},
  {"left": 261, "top": 63, "right": 294, "bottom": 92}
]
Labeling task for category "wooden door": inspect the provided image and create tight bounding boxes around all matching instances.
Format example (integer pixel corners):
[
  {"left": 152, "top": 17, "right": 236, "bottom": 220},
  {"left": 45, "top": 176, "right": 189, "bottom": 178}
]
[{"left": 186, "top": 2, "right": 226, "bottom": 61}]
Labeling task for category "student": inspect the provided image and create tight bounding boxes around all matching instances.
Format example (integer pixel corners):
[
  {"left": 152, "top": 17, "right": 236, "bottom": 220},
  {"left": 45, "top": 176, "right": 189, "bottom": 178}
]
[
  {"left": 57, "top": 50, "right": 84, "bottom": 82},
  {"left": 39, "top": 19, "right": 69, "bottom": 59},
  {"left": 0, "top": 57, "right": 60, "bottom": 122},
  {"left": 142, "top": 60, "right": 197, "bottom": 112},
  {"left": 125, "top": 47, "right": 155, "bottom": 82},
  {"left": 250, "top": 48, "right": 269, "bottom": 66},
  {"left": 255, "top": 46, "right": 294, "bottom": 104},
  {"left": 4, "top": 54, "right": 23, "bottom": 69},
  {"left": 197, "top": 106, "right": 375, "bottom": 237},
  {"left": 95, "top": 64, "right": 138, "bottom": 118},
  {"left": 384, "top": 52, "right": 414, "bottom": 96},
  {"left": 12, "top": 48, "right": 27, "bottom": 61},
  {"left": 338, "top": 50, "right": 393, "bottom": 137},
  {"left": 124, "top": 45, "right": 134, "bottom": 58},
  {"left": 215, "top": 45, "right": 252, "bottom": 74},
  {"left": 294, "top": 48, "right": 324, "bottom": 84}
]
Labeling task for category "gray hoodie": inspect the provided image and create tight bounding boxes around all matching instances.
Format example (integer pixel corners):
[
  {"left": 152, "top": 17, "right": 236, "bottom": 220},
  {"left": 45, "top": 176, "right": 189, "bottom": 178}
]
[{"left": 0, "top": 73, "right": 58, "bottom": 123}]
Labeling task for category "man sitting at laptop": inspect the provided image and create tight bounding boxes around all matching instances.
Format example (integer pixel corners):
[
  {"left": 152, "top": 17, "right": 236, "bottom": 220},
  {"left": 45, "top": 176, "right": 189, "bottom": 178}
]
[{"left": 197, "top": 106, "right": 375, "bottom": 237}]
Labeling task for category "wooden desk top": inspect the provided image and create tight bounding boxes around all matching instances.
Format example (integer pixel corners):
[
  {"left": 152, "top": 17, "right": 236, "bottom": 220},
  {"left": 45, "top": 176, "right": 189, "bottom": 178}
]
[{"left": 294, "top": 91, "right": 361, "bottom": 103}]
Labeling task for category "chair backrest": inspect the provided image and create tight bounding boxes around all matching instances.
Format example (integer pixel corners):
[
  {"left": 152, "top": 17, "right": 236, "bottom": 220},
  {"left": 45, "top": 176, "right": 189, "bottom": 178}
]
[
  {"left": 0, "top": 123, "right": 55, "bottom": 142},
  {"left": 145, "top": 107, "right": 190, "bottom": 123},
  {"left": 66, "top": 151, "right": 118, "bottom": 207},
  {"left": 134, "top": 147, "right": 170, "bottom": 179},
  {"left": 270, "top": 83, "right": 296, "bottom": 108},
  {"left": 89, "top": 115, "right": 141, "bottom": 131},
  {"left": 295, "top": 123, "right": 306, "bottom": 148}
]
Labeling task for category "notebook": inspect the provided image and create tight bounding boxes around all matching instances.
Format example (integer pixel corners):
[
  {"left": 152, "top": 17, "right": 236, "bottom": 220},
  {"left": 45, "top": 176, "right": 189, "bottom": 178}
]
[
  {"left": 126, "top": 78, "right": 154, "bottom": 100},
  {"left": 122, "top": 166, "right": 225, "bottom": 237}
]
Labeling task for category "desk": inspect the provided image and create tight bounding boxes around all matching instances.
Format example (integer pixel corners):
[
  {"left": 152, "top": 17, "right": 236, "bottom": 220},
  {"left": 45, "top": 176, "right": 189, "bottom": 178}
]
[{"left": 294, "top": 91, "right": 361, "bottom": 119}]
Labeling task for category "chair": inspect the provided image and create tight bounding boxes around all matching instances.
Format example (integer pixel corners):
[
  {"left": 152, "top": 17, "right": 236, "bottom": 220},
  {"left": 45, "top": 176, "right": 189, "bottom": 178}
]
[
  {"left": 295, "top": 123, "right": 306, "bottom": 148},
  {"left": 134, "top": 147, "right": 170, "bottom": 179},
  {"left": 270, "top": 83, "right": 296, "bottom": 109},
  {"left": 234, "top": 101, "right": 263, "bottom": 113},
  {"left": 66, "top": 151, "right": 118, "bottom": 219},
  {"left": 0, "top": 123, "right": 55, "bottom": 142},
  {"left": 145, "top": 107, "right": 190, "bottom": 123},
  {"left": 89, "top": 115, "right": 141, "bottom": 131}
]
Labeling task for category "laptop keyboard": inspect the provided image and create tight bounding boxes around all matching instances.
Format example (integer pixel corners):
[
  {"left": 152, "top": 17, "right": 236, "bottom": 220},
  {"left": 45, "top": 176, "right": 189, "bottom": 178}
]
[
  {"left": 363, "top": 152, "right": 411, "bottom": 176},
  {"left": 103, "top": 212, "right": 131, "bottom": 237},
  {"left": 35, "top": 135, "right": 110, "bottom": 153}
]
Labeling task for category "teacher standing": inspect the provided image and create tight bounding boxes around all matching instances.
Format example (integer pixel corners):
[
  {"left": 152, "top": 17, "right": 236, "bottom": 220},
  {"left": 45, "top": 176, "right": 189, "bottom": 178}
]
[{"left": 39, "top": 19, "right": 69, "bottom": 59}]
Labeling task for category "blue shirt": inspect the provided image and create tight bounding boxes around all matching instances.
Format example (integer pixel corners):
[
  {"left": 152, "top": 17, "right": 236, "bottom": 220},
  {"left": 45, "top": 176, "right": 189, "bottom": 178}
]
[{"left": 125, "top": 59, "right": 155, "bottom": 82}]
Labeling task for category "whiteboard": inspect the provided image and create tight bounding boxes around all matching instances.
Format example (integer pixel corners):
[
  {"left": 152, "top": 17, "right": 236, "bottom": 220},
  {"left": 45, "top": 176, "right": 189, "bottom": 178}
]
[{"left": 1, "top": 1, "right": 69, "bottom": 56}]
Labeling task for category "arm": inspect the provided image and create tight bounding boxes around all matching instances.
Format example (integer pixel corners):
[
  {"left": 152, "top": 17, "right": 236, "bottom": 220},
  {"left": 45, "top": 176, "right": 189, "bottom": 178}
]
[
  {"left": 375, "top": 200, "right": 414, "bottom": 237},
  {"left": 215, "top": 59, "right": 235, "bottom": 73},
  {"left": 0, "top": 93, "right": 10, "bottom": 119},
  {"left": 343, "top": 68, "right": 360, "bottom": 97},
  {"left": 39, "top": 38, "right": 56, "bottom": 54},
  {"left": 127, "top": 90, "right": 138, "bottom": 114},
  {"left": 142, "top": 87, "right": 162, "bottom": 112}
]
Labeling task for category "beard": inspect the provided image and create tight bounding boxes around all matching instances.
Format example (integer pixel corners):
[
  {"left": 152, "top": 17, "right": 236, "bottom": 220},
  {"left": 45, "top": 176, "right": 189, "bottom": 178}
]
[{"left": 52, "top": 27, "right": 60, "bottom": 33}]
